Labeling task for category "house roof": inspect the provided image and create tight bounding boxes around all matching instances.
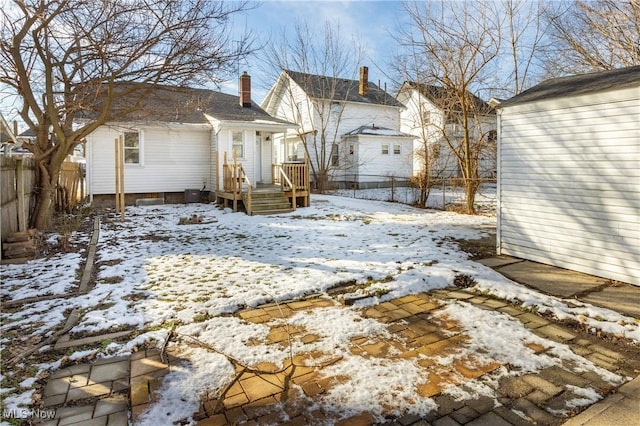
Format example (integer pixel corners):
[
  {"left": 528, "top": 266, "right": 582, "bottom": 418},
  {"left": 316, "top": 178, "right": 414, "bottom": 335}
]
[
  {"left": 499, "top": 65, "right": 640, "bottom": 108},
  {"left": 284, "top": 70, "right": 403, "bottom": 108},
  {"left": 400, "top": 81, "right": 494, "bottom": 115},
  {"left": 0, "top": 113, "right": 16, "bottom": 144},
  {"left": 19, "top": 128, "right": 36, "bottom": 138},
  {"left": 79, "top": 82, "right": 294, "bottom": 126},
  {"left": 343, "top": 125, "right": 411, "bottom": 138}
]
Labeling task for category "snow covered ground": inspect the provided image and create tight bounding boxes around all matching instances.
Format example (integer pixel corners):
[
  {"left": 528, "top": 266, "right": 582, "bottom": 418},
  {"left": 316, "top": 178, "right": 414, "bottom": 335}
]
[
  {"left": 1, "top": 194, "right": 638, "bottom": 424},
  {"left": 328, "top": 183, "right": 497, "bottom": 213}
]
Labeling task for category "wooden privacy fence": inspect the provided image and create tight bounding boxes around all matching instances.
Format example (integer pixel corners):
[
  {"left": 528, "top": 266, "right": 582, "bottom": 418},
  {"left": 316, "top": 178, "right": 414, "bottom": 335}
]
[
  {"left": 1, "top": 156, "right": 86, "bottom": 243},
  {"left": 1, "top": 156, "right": 35, "bottom": 243},
  {"left": 57, "top": 161, "right": 86, "bottom": 213}
]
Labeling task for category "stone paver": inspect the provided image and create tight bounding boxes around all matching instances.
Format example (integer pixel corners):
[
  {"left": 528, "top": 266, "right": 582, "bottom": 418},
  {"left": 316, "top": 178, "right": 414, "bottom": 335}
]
[{"left": 37, "top": 286, "right": 640, "bottom": 426}]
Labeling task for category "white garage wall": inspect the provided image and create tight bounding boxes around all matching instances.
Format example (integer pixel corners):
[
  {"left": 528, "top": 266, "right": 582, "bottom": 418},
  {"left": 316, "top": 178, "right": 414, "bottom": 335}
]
[{"left": 498, "top": 86, "right": 640, "bottom": 285}]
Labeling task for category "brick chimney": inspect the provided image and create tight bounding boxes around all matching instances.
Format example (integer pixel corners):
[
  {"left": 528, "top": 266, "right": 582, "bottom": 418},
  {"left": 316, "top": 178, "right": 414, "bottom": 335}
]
[
  {"left": 239, "top": 71, "right": 251, "bottom": 108},
  {"left": 359, "top": 66, "right": 369, "bottom": 97}
]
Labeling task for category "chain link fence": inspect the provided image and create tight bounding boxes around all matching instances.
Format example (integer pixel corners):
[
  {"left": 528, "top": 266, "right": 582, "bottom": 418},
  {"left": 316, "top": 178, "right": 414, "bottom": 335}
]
[{"left": 327, "top": 175, "right": 497, "bottom": 214}]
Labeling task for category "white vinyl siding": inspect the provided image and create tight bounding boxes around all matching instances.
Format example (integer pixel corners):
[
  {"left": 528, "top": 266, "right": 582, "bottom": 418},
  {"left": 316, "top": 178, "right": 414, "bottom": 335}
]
[
  {"left": 498, "top": 86, "right": 640, "bottom": 286},
  {"left": 340, "top": 135, "right": 414, "bottom": 183},
  {"left": 88, "top": 125, "right": 211, "bottom": 194}
]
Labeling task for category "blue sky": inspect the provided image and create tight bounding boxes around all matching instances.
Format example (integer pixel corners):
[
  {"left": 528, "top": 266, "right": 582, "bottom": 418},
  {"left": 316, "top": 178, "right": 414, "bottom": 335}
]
[
  {"left": 223, "top": 0, "right": 409, "bottom": 101},
  {"left": 0, "top": 1, "right": 407, "bottom": 126}
]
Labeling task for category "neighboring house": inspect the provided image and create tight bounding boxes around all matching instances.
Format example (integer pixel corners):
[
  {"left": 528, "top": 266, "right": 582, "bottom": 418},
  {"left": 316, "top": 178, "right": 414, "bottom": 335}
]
[
  {"left": 261, "top": 67, "right": 412, "bottom": 188},
  {"left": 339, "top": 125, "right": 414, "bottom": 187},
  {"left": 0, "top": 113, "right": 17, "bottom": 154},
  {"left": 82, "top": 75, "right": 302, "bottom": 212},
  {"left": 497, "top": 65, "right": 640, "bottom": 286},
  {"left": 397, "top": 81, "right": 497, "bottom": 180}
]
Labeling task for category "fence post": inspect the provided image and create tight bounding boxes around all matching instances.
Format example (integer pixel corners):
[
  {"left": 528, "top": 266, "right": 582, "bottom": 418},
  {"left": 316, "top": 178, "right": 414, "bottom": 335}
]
[
  {"left": 391, "top": 176, "right": 395, "bottom": 202},
  {"left": 16, "top": 158, "right": 26, "bottom": 232},
  {"left": 442, "top": 179, "right": 446, "bottom": 210}
]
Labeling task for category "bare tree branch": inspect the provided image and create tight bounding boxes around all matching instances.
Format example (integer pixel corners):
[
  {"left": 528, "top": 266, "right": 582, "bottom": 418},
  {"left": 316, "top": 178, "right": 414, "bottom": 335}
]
[{"left": 0, "top": 0, "right": 255, "bottom": 229}]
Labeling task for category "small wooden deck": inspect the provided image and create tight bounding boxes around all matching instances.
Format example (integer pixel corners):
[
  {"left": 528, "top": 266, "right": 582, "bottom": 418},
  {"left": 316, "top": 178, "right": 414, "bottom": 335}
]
[{"left": 215, "top": 161, "right": 310, "bottom": 215}]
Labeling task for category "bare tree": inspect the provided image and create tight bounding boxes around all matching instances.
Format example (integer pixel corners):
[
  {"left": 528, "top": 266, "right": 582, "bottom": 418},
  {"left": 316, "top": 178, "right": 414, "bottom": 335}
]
[
  {"left": 0, "top": 0, "right": 253, "bottom": 229},
  {"left": 396, "top": 78, "right": 451, "bottom": 209},
  {"left": 500, "top": 0, "right": 558, "bottom": 95},
  {"left": 544, "top": 0, "right": 640, "bottom": 76},
  {"left": 397, "top": 0, "right": 500, "bottom": 214},
  {"left": 261, "top": 21, "right": 366, "bottom": 192}
]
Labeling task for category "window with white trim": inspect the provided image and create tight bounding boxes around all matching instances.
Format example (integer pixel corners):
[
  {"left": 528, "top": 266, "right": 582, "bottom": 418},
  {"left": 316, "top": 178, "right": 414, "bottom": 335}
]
[
  {"left": 232, "top": 131, "right": 244, "bottom": 159},
  {"left": 393, "top": 144, "right": 401, "bottom": 155},
  {"left": 123, "top": 131, "right": 141, "bottom": 164},
  {"left": 381, "top": 144, "right": 389, "bottom": 155},
  {"left": 331, "top": 144, "right": 339, "bottom": 166}
]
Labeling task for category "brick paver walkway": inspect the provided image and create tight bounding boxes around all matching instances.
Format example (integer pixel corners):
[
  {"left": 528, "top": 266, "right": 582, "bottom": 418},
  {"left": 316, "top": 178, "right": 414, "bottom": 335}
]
[
  {"left": 33, "top": 289, "right": 640, "bottom": 426},
  {"left": 184, "top": 291, "right": 639, "bottom": 426}
]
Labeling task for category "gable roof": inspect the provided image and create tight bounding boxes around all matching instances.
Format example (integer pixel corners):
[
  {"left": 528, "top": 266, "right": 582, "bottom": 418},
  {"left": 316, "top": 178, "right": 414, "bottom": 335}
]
[
  {"left": 400, "top": 81, "right": 494, "bottom": 115},
  {"left": 343, "top": 125, "right": 411, "bottom": 138},
  {"left": 284, "top": 70, "right": 403, "bottom": 108},
  {"left": 1, "top": 113, "right": 16, "bottom": 144},
  {"left": 499, "top": 65, "right": 640, "bottom": 108},
  {"left": 79, "top": 82, "right": 293, "bottom": 126}
]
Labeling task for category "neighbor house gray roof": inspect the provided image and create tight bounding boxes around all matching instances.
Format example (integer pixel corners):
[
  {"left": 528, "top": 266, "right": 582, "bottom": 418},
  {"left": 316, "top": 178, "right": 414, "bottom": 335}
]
[
  {"left": 1, "top": 113, "right": 16, "bottom": 144},
  {"left": 401, "top": 81, "right": 494, "bottom": 115},
  {"left": 79, "top": 82, "right": 293, "bottom": 125},
  {"left": 499, "top": 65, "right": 640, "bottom": 108},
  {"left": 285, "top": 70, "right": 403, "bottom": 108},
  {"left": 343, "top": 125, "right": 411, "bottom": 138}
]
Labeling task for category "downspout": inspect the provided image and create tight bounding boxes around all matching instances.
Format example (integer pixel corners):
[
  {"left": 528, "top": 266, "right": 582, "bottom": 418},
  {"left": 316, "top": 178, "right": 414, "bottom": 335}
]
[
  {"left": 496, "top": 108, "right": 502, "bottom": 255},
  {"left": 87, "top": 134, "right": 94, "bottom": 204}
]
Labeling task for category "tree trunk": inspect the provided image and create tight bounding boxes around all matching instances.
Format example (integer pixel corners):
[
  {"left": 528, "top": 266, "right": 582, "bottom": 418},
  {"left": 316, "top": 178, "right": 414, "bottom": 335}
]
[
  {"left": 30, "top": 158, "right": 61, "bottom": 230},
  {"left": 465, "top": 179, "right": 476, "bottom": 214}
]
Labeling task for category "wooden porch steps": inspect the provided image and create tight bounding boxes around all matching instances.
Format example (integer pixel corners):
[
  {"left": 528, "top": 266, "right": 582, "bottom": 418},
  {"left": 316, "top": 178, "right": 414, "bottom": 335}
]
[{"left": 246, "top": 190, "right": 294, "bottom": 215}]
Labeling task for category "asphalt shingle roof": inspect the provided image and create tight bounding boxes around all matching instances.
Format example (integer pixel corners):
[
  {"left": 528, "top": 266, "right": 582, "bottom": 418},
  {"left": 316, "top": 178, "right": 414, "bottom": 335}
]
[
  {"left": 80, "top": 82, "right": 292, "bottom": 125},
  {"left": 402, "top": 81, "right": 494, "bottom": 115},
  {"left": 499, "top": 65, "right": 640, "bottom": 108},
  {"left": 285, "top": 70, "right": 403, "bottom": 108}
]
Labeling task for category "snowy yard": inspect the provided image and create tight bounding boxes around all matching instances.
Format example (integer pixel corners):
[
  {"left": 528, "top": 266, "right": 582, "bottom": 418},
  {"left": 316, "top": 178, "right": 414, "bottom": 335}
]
[
  {"left": 1, "top": 194, "right": 639, "bottom": 424},
  {"left": 327, "top": 182, "right": 497, "bottom": 213}
]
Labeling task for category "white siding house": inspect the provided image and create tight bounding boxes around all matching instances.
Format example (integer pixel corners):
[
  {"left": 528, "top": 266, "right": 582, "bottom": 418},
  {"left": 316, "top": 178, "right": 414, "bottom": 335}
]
[
  {"left": 83, "top": 78, "right": 294, "bottom": 206},
  {"left": 397, "top": 81, "right": 497, "bottom": 180},
  {"left": 497, "top": 65, "right": 640, "bottom": 286},
  {"left": 338, "top": 125, "right": 414, "bottom": 186},
  {"left": 262, "top": 67, "right": 410, "bottom": 188}
]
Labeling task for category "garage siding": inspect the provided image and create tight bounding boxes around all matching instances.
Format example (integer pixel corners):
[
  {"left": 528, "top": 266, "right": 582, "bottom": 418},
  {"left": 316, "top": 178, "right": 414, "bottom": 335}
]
[{"left": 498, "top": 86, "right": 640, "bottom": 285}]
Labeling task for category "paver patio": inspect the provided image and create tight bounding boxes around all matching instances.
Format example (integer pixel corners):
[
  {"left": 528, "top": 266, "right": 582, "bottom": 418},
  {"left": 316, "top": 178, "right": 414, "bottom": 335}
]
[{"left": 30, "top": 288, "right": 640, "bottom": 426}]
